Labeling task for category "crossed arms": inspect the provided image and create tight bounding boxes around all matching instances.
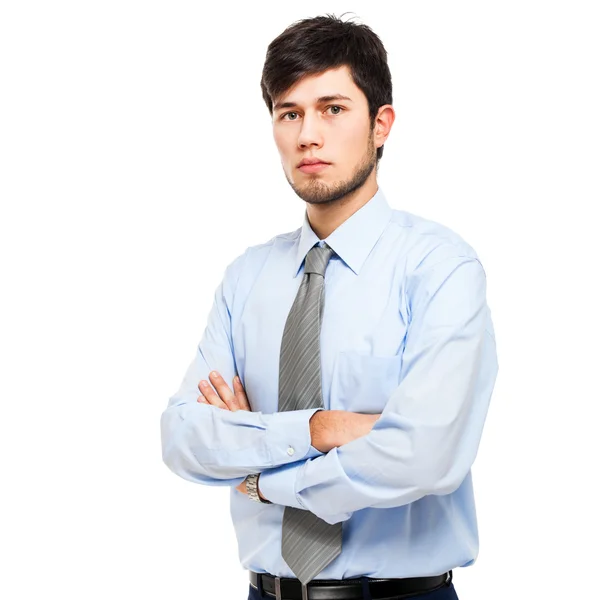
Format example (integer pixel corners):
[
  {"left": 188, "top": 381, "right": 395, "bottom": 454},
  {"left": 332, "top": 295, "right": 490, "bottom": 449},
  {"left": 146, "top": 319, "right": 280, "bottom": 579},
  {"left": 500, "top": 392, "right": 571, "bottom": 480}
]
[
  {"left": 195, "top": 370, "right": 380, "bottom": 497},
  {"left": 160, "top": 251, "right": 498, "bottom": 524}
]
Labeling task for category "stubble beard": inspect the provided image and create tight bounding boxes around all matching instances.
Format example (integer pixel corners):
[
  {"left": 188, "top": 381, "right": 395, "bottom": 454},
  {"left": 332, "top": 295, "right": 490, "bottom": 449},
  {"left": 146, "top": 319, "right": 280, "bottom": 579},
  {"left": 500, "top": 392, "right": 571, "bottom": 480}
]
[{"left": 285, "top": 133, "right": 377, "bottom": 206}]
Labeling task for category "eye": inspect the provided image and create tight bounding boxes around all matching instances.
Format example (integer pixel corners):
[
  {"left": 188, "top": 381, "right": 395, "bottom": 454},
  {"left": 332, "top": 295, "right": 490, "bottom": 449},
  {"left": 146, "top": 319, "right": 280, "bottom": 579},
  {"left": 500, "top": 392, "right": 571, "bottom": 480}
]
[
  {"left": 281, "top": 111, "right": 299, "bottom": 121},
  {"left": 327, "top": 105, "right": 344, "bottom": 115}
]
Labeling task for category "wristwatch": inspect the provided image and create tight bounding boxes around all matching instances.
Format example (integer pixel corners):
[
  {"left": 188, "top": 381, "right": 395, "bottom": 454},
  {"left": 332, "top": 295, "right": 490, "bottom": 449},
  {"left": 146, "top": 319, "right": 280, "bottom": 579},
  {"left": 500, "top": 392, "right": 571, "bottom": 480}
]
[{"left": 246, "top": 473, "right": 272, "bottom": 504}]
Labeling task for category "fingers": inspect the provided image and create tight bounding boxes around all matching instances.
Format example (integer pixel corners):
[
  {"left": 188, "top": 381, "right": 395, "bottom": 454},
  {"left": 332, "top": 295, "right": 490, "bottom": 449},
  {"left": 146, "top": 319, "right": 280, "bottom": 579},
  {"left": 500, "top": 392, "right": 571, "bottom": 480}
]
[
  {"left": 198, "top": 378, "right": 228, "bottom": 409},
  {"left": 233, "top": 375, "right": 252, "bottom": 411},
  {"left": 197, "top": 371, "right": 251, "bottom": 411},
  {"left": 210, "top": 371, "right": 241, "bottom": 411}
]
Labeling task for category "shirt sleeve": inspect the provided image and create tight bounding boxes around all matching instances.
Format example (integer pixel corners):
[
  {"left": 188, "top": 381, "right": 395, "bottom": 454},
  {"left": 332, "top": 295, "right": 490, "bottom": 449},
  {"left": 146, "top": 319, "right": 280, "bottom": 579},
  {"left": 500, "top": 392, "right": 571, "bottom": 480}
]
[
  {"left": 160, "top": 249, "right": 325, "bottom": 487},
  {"left": 258, "top": 255, "right": 499, "bottom": 523}
]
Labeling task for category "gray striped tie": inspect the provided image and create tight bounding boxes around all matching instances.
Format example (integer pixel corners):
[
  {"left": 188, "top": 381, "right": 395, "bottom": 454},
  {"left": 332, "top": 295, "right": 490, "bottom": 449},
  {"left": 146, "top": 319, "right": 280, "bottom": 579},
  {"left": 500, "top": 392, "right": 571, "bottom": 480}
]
[{"left": 278, "top": 242, "right": 342, "bottom": 585}]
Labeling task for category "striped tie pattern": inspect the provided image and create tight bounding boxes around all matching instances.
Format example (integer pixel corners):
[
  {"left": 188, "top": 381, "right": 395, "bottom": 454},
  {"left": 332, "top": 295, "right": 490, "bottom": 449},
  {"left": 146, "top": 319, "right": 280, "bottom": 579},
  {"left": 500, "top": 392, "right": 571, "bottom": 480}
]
[{"left": 278, "top": 242, "right": 342, "bottom": 585}]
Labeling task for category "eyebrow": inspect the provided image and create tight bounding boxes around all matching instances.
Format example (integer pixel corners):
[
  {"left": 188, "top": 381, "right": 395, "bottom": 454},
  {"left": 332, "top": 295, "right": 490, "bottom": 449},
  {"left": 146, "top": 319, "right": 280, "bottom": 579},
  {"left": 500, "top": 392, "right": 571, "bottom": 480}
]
[{"left": 273, "top": 94, "right": 353, "bottom": 112}]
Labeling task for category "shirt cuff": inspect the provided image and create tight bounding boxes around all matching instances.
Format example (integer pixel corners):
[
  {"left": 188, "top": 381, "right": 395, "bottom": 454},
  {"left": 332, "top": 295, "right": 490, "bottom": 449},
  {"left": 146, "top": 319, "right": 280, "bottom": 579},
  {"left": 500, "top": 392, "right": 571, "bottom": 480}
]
[
  {"left": 258, "top": 460, "right": 305, "bottom": 509},
  {"left": 265, "top": 407, "right": 325, "bottom": 465}
]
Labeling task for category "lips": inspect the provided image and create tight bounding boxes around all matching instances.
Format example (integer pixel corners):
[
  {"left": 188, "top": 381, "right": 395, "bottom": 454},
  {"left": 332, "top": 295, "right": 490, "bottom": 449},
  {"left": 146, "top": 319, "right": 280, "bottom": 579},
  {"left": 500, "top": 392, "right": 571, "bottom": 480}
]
[
  {"left": 298, "top": 162, "right": 330, "bottom": 174},
  {"left": 297, "top": 158, "right": 330, "bottom": 168}
]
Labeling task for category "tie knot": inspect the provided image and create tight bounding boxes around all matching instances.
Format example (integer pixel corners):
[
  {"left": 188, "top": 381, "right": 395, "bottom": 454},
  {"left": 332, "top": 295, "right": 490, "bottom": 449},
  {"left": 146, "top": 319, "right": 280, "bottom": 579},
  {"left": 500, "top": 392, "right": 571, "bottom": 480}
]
[{"left": 304, "top": 243, "right": 335, "bottom": 276}]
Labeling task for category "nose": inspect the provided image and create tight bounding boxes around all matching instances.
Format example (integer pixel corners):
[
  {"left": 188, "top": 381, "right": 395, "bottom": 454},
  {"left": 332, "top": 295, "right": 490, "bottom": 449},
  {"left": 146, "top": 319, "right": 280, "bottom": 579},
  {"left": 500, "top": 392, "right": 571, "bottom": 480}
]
[{"left": 297, "top": 113, "right": 324, "bottom": 150}]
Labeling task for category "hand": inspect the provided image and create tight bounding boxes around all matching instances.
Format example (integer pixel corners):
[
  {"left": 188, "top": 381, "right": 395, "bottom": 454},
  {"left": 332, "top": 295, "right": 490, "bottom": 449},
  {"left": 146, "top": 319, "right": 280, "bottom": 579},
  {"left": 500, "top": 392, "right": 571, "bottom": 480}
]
[
  {"left": 197, "top": 371, "right": 251, "bottom": 411},
  {"left": 335, "top": 412, "right": 381, "bottom": 447},
  {"left": 311, "top": 411, "right": 381, "bottom": 451}
]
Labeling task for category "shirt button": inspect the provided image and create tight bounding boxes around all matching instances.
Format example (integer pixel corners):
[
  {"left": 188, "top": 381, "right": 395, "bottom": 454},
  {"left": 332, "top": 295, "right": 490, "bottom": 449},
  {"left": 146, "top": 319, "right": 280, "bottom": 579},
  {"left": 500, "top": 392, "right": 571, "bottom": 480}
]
[{"left": 287, "top": 446, "right": 295, "bottom": 456}]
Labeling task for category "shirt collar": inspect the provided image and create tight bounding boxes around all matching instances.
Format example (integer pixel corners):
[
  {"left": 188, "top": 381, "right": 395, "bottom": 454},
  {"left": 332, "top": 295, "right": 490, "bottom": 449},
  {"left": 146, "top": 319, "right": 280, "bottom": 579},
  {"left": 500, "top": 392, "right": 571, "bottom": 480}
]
[{"left": 293, "top": 187, "right": 393, "bottom": 278}]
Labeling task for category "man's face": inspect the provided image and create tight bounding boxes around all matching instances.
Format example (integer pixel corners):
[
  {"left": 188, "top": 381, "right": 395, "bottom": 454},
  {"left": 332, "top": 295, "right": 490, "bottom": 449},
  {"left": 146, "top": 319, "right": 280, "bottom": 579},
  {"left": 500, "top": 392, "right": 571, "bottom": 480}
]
[{"left": 272, "top": 65, "right": 377, "bottom": 205}]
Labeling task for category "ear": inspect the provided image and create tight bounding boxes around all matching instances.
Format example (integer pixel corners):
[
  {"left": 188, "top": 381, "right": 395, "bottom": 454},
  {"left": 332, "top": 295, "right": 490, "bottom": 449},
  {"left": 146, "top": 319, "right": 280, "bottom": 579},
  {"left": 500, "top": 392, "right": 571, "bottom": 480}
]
[{"left": 373, "top": 105, "right": 395, "bottom": 150}]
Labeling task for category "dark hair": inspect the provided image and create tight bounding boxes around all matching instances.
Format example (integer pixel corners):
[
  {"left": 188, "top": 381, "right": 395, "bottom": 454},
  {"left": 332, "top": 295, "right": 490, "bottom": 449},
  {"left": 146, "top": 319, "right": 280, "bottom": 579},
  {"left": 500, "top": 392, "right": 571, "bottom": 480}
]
[{"left": 260, "top": 13, "right": 393, "bottom": 161}]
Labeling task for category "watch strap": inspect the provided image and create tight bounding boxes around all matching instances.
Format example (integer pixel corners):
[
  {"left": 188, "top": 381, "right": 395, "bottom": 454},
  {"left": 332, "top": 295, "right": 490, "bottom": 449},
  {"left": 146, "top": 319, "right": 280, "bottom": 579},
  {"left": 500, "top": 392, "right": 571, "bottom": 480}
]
[{"left": 246, "top": 473, "right": 272, "bottom": 504}]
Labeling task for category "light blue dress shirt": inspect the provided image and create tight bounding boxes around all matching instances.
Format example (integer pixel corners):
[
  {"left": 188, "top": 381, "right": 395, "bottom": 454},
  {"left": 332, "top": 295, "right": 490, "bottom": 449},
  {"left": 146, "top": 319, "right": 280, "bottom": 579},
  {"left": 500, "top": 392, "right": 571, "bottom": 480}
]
[{"left": 161, "top": 187, "right": 498, "bottom": 580}]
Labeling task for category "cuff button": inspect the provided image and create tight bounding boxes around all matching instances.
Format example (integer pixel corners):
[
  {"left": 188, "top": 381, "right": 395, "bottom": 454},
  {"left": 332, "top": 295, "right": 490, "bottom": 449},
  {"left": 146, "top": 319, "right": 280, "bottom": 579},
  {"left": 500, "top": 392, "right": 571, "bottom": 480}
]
[{"left": 287, "top": 446, "right": 295, "bottom": 456}]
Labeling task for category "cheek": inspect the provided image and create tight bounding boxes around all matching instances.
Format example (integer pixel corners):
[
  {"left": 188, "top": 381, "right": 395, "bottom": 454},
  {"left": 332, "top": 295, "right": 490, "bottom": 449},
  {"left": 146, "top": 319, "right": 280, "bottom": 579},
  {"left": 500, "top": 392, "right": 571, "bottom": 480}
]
[
  {"left": 274, "top": 139, "right": 295, "bottom": 171},
  {"left": 351, "top": 129, "right": 373, "bottom": 159},
  {"left": 347, "top": 123, "right": 369, "bottom": 145},
  {"left": 338, "top": 132, "right": 366, "bottom": 163},
  {"left": 273, "top": 128, "right": 292, "bottom": 152}
]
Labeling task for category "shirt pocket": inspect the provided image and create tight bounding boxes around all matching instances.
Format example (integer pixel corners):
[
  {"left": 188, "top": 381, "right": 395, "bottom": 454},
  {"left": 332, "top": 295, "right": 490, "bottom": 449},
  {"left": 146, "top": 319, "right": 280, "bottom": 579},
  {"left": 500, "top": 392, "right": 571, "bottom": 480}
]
[{"left": 330, "top": 351, "right": 402, "bottom": 414}]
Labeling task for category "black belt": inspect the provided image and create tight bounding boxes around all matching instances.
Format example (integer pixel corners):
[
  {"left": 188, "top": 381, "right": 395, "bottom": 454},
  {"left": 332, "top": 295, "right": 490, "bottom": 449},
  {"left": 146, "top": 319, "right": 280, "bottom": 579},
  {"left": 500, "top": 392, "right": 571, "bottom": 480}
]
[{"left": 249, "top": 570, "right": 452, "bottom": 600}]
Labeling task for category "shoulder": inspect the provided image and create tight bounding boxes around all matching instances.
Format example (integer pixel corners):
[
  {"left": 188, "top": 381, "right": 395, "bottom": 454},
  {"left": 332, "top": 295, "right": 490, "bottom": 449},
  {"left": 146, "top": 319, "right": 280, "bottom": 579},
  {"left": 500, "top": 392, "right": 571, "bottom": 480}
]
[
  {"left": 222, "top": 226, "right": 301, "bottom": 285},
  {"left": 388, "top": 208, "right": 481, "bottom": 272},
  {"left": 231, "top": 226, "right": 300, "bottom": 266},
  {"left": 385, "top": 209, "right": 488, "bottom": 310}
]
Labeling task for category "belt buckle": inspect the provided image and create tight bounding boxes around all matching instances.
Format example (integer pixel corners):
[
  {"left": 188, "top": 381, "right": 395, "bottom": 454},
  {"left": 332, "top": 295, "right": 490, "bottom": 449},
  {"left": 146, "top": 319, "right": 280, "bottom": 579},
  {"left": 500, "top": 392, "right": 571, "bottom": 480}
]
[{"left": 274, "top": 575, "right": 308, "bottom": 600}]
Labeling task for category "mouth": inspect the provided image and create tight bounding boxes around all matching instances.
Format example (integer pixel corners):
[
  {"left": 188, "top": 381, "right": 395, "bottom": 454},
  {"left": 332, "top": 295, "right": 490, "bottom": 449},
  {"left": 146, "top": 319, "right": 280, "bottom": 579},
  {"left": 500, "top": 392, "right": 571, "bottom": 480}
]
[{"left": 298, "top": 162, "right": 330, "bottom": 174}]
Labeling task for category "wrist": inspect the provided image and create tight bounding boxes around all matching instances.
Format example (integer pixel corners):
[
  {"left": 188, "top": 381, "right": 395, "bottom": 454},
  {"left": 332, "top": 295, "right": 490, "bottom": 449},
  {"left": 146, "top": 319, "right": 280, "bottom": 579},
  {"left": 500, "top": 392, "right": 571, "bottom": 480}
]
[
  {"left": 257, "top": 474, "right": 267, "bottom": 501},
  {"left": 246, "top": 473, "right": 272, "bottom": 504},
  {"left": 309, "top": 409, "right": 332, "bottom": 452}
]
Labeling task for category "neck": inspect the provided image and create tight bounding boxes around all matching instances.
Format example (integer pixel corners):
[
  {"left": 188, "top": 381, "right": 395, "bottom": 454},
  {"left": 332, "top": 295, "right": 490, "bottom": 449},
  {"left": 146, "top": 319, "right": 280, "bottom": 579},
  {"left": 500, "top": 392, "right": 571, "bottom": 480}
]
[{"left": 306, "top": 177, "right": 378, "bottom": 240}]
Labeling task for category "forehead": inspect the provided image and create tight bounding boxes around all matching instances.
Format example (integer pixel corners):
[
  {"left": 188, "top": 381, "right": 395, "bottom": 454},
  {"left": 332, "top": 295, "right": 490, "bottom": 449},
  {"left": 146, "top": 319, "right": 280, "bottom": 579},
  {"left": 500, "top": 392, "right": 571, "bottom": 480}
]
[{"left": 273, "top": 65, "right": 365, "bottom": 109}]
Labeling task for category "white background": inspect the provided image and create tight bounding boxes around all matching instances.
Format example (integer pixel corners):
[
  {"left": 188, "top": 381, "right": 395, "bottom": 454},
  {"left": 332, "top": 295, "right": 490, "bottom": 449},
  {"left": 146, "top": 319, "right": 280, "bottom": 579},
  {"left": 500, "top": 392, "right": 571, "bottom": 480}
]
[{"left": 1, "top": 1, "right": 599, "bottom": 599}]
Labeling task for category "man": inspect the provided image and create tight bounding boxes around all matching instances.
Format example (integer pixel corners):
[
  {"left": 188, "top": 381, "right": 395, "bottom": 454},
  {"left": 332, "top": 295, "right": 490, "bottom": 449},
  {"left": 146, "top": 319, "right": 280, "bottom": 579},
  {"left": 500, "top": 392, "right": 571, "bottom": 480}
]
[{"left": 161, "top": 14, "right": 498, "bottom": 600}]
